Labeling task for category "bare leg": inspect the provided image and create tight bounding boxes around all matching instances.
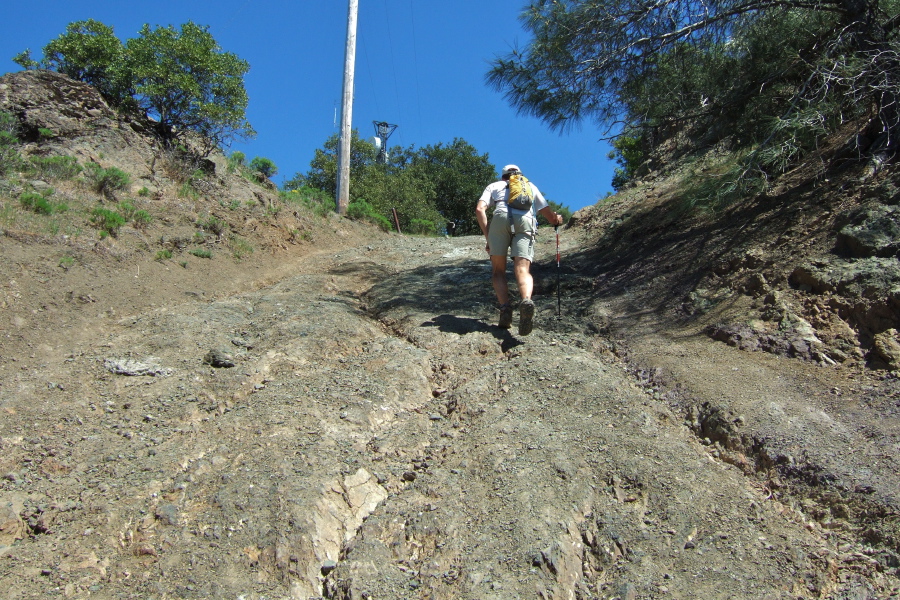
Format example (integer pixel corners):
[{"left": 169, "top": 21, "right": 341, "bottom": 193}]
[
  {"left": 490, "top": 254, "right": 510, "bottom": 304},
  {"left": 513, "top": 257, "right": 533, "bottom": 300},
  {"left": 513, "top": 257, "right": 536, "bottom": 335}
]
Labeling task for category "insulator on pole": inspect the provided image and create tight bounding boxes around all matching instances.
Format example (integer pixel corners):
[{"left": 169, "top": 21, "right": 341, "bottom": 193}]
[{"left": 373, "top": 121, "right": 398, "bottom": 163}]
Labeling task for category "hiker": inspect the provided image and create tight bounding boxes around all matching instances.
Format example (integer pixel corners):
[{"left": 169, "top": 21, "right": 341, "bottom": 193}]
[{"left": 475, "top": 164, "right": 563, "bottom": 335}]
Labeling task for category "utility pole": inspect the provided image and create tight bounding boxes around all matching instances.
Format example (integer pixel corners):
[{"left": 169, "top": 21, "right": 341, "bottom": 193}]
[
  {"left": 335, "top": 0, "right": 358, "bottom": 215},
  {"left": 373, "top": 121, "right": 398, "bottom": 163}
]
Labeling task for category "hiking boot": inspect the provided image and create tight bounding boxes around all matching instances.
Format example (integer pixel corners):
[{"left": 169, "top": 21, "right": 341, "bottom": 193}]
[
  {"left": 518, "top": 299, "right": 535, "bottom": 335},
  {"left": 498, "top": 303, "right": 513, "bottom": 329}
]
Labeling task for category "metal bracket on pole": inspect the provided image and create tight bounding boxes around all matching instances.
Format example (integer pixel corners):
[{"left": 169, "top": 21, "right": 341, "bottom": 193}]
[{"left": 373, "top": 121, "right": 398, "bottom": 163}]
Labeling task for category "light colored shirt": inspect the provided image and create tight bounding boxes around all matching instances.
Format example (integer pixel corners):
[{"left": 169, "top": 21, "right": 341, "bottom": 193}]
[{"left": 477, "top": 179, "right": 548, "bottom": 215}]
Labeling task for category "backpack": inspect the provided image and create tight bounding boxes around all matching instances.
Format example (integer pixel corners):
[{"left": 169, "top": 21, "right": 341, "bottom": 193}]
[{"left": 506, "top": 172, "right": 534, "bottom": 211}]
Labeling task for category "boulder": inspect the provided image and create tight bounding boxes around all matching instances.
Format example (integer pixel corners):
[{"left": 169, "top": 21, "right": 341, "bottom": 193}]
[
  {"left": 836, "top": 205, "right": 900, "bottom": 258},
  {"left": 872, "top": 329, "right": 900, "bottom": 369},
  {"left": 791, "top": 257, "right": 900, "bottom": 299},
  {"left": 0, "top": 70, "right": 156, "bottom": 181}
]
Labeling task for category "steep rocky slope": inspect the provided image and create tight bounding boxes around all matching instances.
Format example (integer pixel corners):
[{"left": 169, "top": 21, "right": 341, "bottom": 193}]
[{"left": 0, "top": 70, "right": 898, "bottom": 599}]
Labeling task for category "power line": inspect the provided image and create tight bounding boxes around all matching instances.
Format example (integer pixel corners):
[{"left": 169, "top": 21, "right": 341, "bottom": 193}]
[
  {"left": 408, "top": 0, "right": 424, "bottom": 140},
  {"left": 360, "top": 34, "right": 382, "bottom": 119},
  {"left": 219, "top": 0, "right": 254, "bottom": 34},
  {"left": 382, "top": 0, "right": 404, "bottom": 147}
]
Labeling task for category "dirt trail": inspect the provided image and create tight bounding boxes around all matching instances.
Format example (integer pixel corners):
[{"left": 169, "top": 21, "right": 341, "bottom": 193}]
[{"left": 1, "top": 229, "right": 897, "bottom": 599}]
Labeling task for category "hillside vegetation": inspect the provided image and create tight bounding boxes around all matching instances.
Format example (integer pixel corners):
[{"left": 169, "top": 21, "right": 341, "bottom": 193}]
[
  {"left": 3, "top": 2, "right": 900, "bottom": 595},
  {"left": 10, "top": 18, "right": 563, "bottom": 238},
  {"left": 0, "top": 63, "right": 899, "bottom": 600},
  {"left": 489, "top": 0, "right": 900, "bottom": 202}
]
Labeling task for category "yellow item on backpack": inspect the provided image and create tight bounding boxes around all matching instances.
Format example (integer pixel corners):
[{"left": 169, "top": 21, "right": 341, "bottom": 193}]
[{"left": 507, "top": 172, "right": 534, "bottom": 211}]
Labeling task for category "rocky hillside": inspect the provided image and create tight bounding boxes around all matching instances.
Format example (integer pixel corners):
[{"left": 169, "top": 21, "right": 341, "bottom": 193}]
[{"left": 0, "top": 70, "right": 898, "bottom": 600}]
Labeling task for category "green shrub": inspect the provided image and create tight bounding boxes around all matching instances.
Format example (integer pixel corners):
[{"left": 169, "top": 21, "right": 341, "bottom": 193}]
[
  {"left": 608, "top": 134, "right": 645, "bottom": 191},
  {"left": 19, "top": 190, "right": 66, "bottom": 215},
  {"left": 189, "top": 247, "right": 212, "bottom": 259},
  {"left": 177, "top": 181, "right": 199, "bottom": 200},
  {"left": 288, "top": 228, "right": 312, "bottom": 243},
  {"left": 132, "top": 209, "right": 152, "bottom": 229},
  {"left": 12, "top": 50, "right": 39, "bottom": 70},
  {"left": 228, "top": 235, "right": 253, "bottom": 259},
  {"left": 249, "top": 156, "right": 277, "bottom": 178},
  {"left": 678, "top": 155, "right": 767, "bottom": 213},
  {"left": 117, "top": 199, "right": 137, "bottom": 220},
  {"left": 0, "top": 111, "right": 22, "bottom": 176},
  {"left": 0, "top": 111, "right": 19, "bottom": 139},
  {"left": 226, "top": 151, "right": 245, "bottom": 175},
  {"left": 0, "top": 141, "right": 21, "bottom": 175},
  {"left": 408, "top": 218, "right": 436, "bottom": 236},
  {"left": 283, "top": 186, "right": 334, "bottom": 218},
  {"left": 85, "top": 162, "right": 130, "bottom": 197},
  {"left": 90, "top": 206, "right": 125, "bottom": 236},
  {"left": 197, "top": 215, "right": 226, "bottom": 236},
  {"left": 0, "top": 133, "right": 16, "bottom": 149},
  {"left": 58, "top": 256, "right": 75, "bottom": 270},
  {"left": 155, "top": 249, "right": 173, "bottom": 260},
  {"left": 347, "top": 198, "right": 391, "bottom": 231},
  {"left": 31, "top": 155, "right": 82, "bottom": 180},
  {"left": 137, "top": 186, "right": 150, "bottom": 197},
  {"left": 38, "top": 128, "right": 54, "bottom": 139},
  {"left": 20, "top": 192, "right": 55, "bottom": 215}
]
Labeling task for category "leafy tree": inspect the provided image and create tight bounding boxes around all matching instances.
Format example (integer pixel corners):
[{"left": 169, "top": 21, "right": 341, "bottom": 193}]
[
  {"left": 12, "top": 50, "right": 39, "bottom": 70},
  {"left": 409, "top": 138, "right": 496, "bottom": 235},
  {"left": 487, "top": 0, "right": 900, "bottom": 167},
  {"left": 249, "top": 156, "right": 277, "bottom": 178},
  {"left": 286, "top": 130, "right": 447, "bottom": 231},
  {"left": 16, "top": 20, "right": 255, "bottom": 153},
  {"left": 284, "top": 129, "right": 378, "bottom": 200},
  {"left": 288, "top": 133, "right": 572, "bottom": 234},
  {"left": 36, "top": 20, "right": 130, "bottom": 105},
  {"left": 125, "top": 22, "right": 255, "bottom": 150},
  {"left": 357, "top": 164, "right": 441, "bottom": 233},
  {"left": 608, "top": 133, "right": 645, "bottom": 191}
]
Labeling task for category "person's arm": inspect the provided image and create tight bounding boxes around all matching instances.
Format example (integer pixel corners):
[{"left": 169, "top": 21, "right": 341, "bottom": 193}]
[
  {"left": 475, "top": 201, "right": 490, "bottom": 252},
  {"left": 537, "top": 205, "right": 563, "bottom": 226},
  {"left": 530, "top": 182, "right": 562, "bottom": 227}
]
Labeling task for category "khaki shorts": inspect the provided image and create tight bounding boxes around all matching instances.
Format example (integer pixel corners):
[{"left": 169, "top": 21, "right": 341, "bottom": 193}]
[{"left": 488, "top": 210, "right": 536, "bottom": 261}]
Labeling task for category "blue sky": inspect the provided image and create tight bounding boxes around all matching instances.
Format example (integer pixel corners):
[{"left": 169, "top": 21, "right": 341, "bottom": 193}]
[{"left": 1, "top": 1, "right": 617, "bottom": 212}]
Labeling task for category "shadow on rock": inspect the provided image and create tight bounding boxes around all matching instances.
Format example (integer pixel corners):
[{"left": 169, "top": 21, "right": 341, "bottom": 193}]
[
  {"left": 423, "top": 314, "right": 490, "bottom": 335},
  {"left": 365, "top": 260, "right": 490, "bottom": 317},
  {"left": 422, "top": 314, "right": 525, "bottom": 352}
]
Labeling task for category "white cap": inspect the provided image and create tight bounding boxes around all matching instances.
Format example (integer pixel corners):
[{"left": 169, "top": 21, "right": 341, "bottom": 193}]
[{"left": 502, "top": 164, "right": 520, "bottom": 176}]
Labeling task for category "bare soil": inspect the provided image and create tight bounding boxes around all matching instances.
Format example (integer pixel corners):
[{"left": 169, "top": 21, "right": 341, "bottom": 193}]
[
  {"left": 1, "top": 205, "right": 898, "bottom": 599},
  {"left": 1, "top": 69, "right": 898, "bottom": 600}
]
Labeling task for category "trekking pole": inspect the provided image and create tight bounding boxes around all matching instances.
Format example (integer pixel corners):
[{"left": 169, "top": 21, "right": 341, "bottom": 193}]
[{"left": 555, "top": 225, "right": 561, "bottom": 318}]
